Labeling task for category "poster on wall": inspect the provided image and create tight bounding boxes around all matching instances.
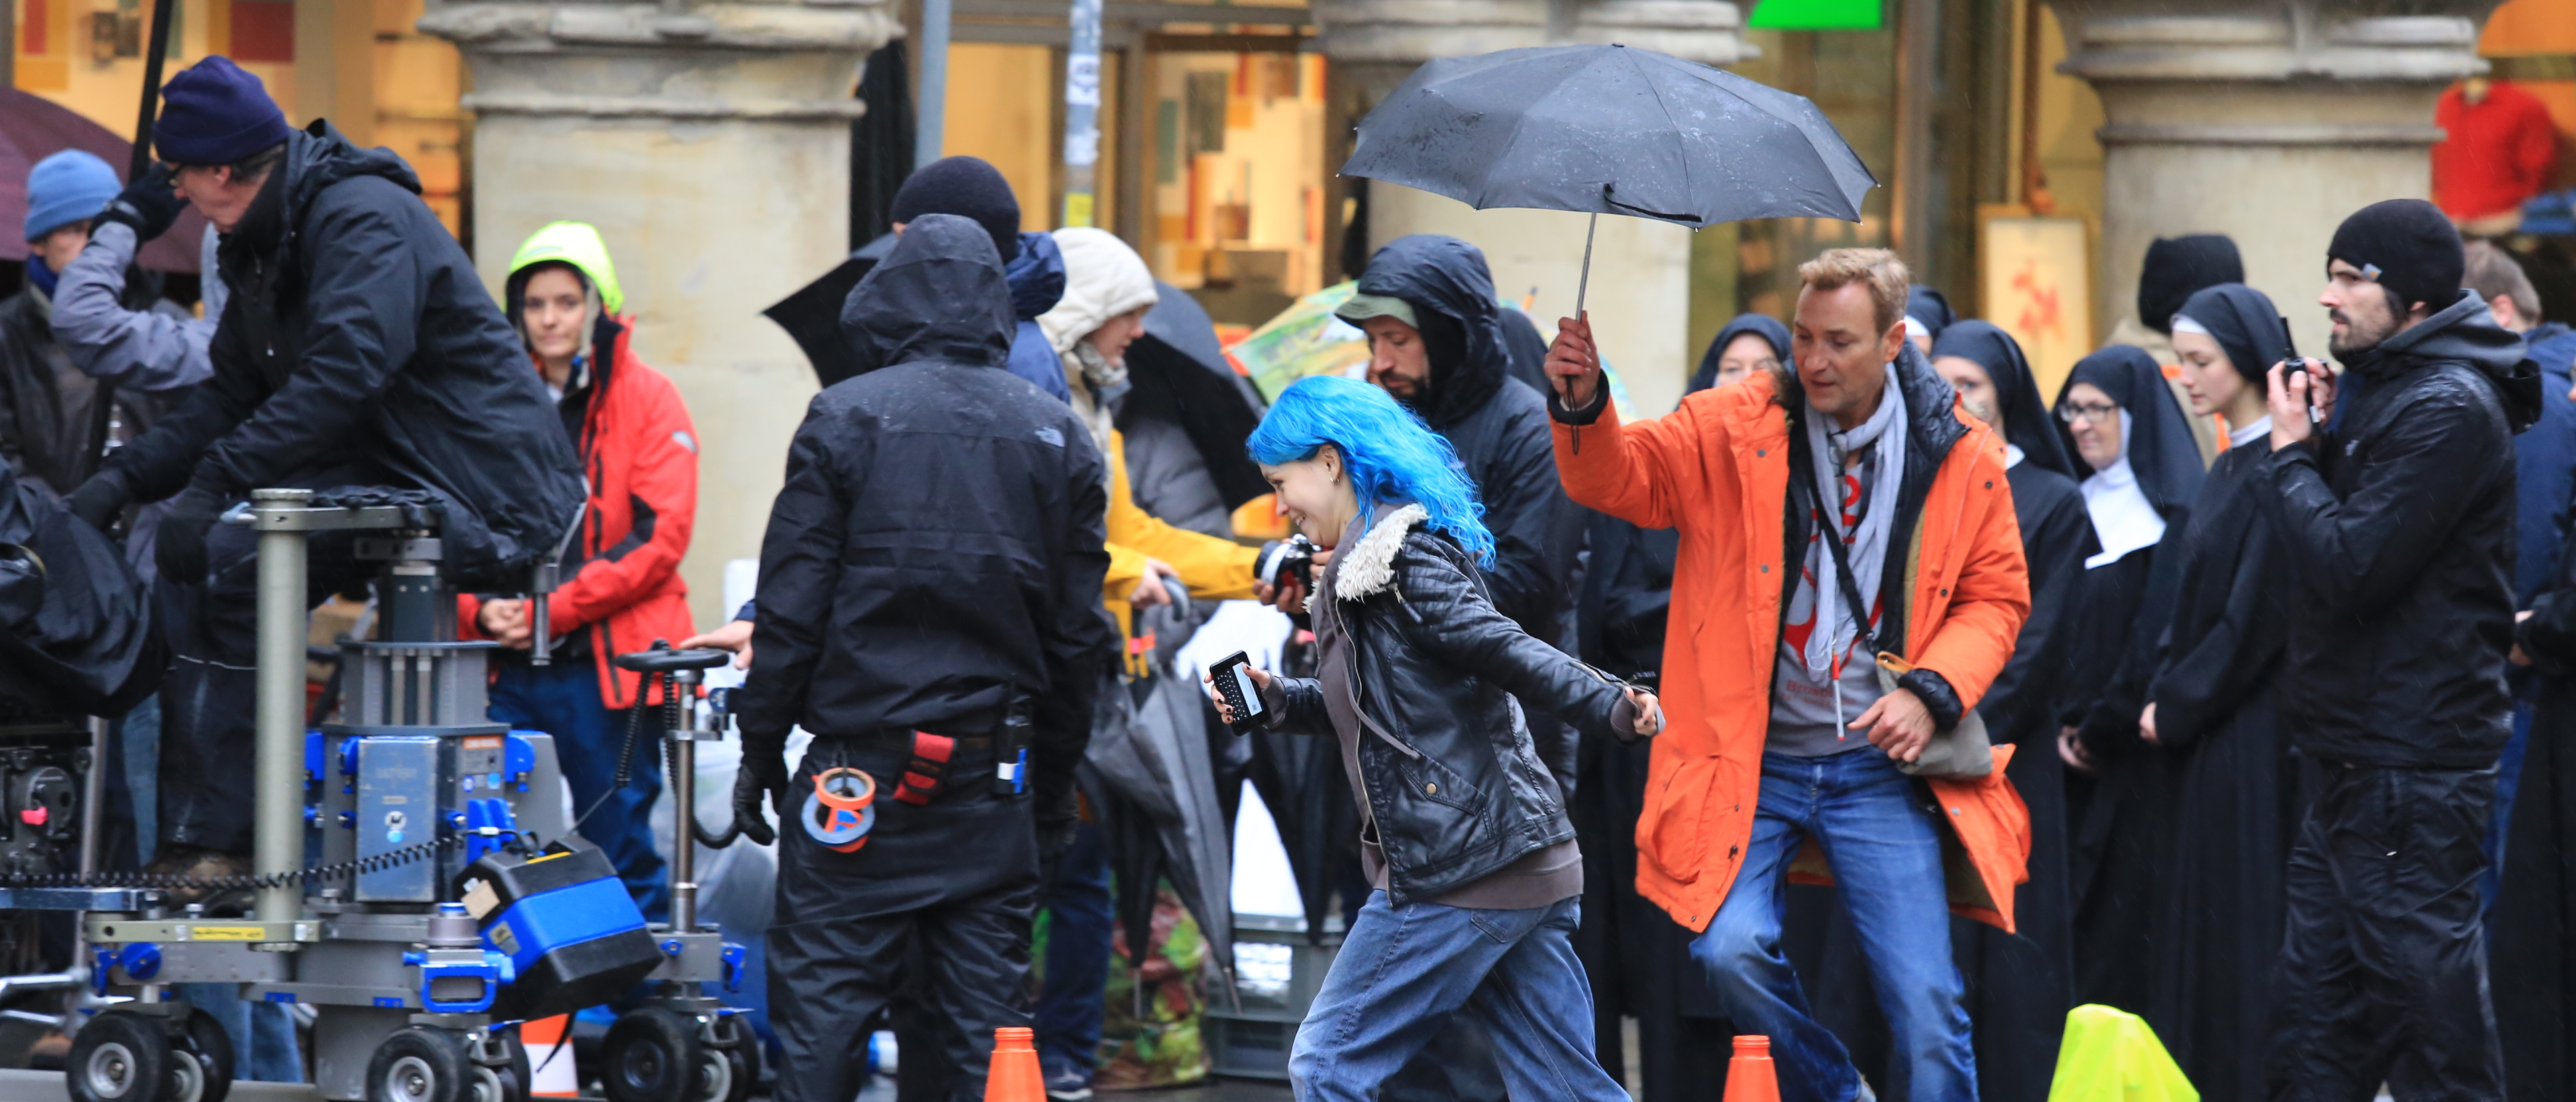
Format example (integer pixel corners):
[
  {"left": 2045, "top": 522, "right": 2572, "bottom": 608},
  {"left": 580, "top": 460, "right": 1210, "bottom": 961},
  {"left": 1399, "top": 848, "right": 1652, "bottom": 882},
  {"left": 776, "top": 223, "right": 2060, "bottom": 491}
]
[{"left": 1980, "top": 213, "right": 2094, "bottom": 399}]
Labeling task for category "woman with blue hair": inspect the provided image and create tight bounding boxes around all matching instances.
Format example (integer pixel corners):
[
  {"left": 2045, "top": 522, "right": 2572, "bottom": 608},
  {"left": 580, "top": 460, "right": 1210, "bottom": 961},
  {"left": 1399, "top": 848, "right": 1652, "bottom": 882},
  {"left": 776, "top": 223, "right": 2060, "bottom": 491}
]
[{"left": 1208, "top": 374, "right": 1662, "bottom": 1102}]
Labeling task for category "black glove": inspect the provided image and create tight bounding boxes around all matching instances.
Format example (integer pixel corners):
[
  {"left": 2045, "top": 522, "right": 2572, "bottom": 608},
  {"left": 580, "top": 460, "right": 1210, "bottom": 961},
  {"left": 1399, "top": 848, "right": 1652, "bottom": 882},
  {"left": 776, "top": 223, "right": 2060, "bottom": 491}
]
[
  {"left": 733, "top": 750, "right": 790, "bottom": 847},
  {"left": 1037, "top": 816, "right": 1079, "bottom": 862},
  {"left": 153, "top": 487, "right": 225, "bottom": 585},
  {"left": 64, "top": 468, "right": 131, "bottom": 532},
  {"left": 95, "top": 164, "right": 185, "bottom": 243}
]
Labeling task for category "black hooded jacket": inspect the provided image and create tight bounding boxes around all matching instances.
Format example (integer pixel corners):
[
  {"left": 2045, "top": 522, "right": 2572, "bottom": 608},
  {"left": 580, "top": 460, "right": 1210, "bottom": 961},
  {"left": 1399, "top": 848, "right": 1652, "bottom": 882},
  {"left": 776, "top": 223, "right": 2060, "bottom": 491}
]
[
  {"left": 738, "top": 215, "right": 1116, "bottom": 821},
  {"left": 1353, "top": 236, "right": 1582, "bottom": 650},
  {"left": 105, "top": 121, "right": 582, "bottom": 587},
  {"left": 2266, "top": 290, "right": 2540, "bottom": 767}
]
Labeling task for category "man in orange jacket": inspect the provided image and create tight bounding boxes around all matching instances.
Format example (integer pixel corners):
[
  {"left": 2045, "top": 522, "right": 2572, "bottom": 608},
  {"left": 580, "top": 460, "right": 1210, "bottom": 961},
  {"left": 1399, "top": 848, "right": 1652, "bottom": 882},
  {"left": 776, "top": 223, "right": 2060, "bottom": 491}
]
[
  {"left": 1546, "top": 248, "right": 2030, "bottom": 1102},
  {"left": 462, "top": 223, "right": 698, "bottom": 919}
]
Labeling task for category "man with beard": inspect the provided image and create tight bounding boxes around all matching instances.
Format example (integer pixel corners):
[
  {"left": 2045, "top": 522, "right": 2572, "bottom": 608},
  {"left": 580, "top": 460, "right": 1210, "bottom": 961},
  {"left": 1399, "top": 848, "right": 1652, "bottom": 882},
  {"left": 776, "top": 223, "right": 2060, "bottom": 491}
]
[
  {"left": 2261, "top": 199, "right": 2538, "bottom": 1101},
  {"left": 1335, "top": 236, "right": 1585, "bottom": 788}
]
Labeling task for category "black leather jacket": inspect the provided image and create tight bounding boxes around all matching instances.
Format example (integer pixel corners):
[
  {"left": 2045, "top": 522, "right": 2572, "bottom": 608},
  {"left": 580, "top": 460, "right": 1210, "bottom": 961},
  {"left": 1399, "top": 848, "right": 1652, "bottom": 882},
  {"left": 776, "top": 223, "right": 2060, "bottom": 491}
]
[
  {"left": 1265, "top": 507, "right": 1633, "bottom": 903},
  {"left": 2269, "top": 291, "right": 2540, "bottom": 768}
]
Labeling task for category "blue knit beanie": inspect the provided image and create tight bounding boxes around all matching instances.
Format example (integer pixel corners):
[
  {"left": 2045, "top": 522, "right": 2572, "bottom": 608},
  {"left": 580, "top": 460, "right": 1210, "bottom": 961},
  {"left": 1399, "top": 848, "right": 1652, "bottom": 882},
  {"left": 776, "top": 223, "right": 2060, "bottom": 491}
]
[
  {"left": 153, "top": 56, "right": 290, "bottom": 167},
  {"left": 23, "top": 150, "right": 119, "bottom": 242}
]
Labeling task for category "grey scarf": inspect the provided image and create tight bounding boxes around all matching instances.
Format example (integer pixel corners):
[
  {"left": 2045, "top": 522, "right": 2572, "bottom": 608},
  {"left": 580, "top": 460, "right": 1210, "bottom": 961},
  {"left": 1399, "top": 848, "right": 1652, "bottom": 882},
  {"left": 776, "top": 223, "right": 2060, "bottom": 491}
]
[{"left": 1798, "top": 360, "right": 1907, "bottom": 677}]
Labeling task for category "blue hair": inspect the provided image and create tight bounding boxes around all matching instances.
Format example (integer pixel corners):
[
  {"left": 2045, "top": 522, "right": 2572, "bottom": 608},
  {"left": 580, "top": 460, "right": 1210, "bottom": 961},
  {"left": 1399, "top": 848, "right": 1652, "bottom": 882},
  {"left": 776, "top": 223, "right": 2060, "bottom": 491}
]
[{"left": 1246, "top": 375, "right": 1497, "bottom": 568}]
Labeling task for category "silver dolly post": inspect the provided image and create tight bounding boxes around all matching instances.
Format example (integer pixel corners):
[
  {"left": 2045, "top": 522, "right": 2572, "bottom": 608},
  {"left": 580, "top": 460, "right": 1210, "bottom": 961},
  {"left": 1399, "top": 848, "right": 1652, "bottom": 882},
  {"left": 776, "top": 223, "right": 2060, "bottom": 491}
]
[{"left": 252, "top": 488, "right": 314, "bottom": 934}]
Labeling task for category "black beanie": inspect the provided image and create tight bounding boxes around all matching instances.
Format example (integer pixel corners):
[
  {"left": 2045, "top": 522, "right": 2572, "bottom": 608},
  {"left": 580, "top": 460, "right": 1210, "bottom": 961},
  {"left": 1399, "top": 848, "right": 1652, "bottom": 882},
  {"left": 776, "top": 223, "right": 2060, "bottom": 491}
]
[
  {"left": 2137, "top": 234, "right": 2243, "bottom": 336},
  {"left": 2328, "top": 199, "right": 2464, "bottom": 314},
  {"left": 890, "top": 156, "right": 1022, "bottom": 264}
]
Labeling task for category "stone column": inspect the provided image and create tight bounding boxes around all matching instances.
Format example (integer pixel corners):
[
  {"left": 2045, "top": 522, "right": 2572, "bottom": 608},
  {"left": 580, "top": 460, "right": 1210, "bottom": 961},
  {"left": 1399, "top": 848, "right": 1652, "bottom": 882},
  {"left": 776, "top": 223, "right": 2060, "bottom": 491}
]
[
  {"left": 1320, "top": 0, "right": 1751, "bottom": 417},
  {"left": 421, "top": 2, "right": 896, "bottom": 628},
  {"left": 2052, "top": 0, "right": 2499, "bottom": 362}
]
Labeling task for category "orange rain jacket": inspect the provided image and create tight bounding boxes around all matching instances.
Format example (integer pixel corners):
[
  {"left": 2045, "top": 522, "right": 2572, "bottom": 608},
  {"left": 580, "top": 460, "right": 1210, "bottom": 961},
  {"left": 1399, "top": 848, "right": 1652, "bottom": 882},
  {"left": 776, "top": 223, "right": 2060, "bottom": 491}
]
[{"left": 1553, "top": 358, "right": 2033, "bottom": 933}]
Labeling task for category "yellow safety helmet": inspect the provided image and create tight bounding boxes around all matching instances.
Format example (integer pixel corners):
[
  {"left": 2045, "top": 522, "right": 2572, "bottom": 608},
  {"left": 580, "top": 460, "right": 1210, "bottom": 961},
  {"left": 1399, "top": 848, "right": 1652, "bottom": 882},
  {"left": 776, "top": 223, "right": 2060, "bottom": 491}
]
[{"left": 507, "top": 221, "right": 625, "bottom": 315}]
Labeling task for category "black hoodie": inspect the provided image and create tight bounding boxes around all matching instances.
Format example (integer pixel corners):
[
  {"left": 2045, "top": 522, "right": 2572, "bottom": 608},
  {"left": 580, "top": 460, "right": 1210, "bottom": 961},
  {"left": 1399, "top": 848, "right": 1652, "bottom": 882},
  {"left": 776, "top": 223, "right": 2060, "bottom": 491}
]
[
  {"left": 2266, "top": 289, "right": 2542, "bottom": 767},
  {"left": 1352, "top": 236, "right": 1582, "bottom": 643},
  {"left": 105, "top": 121, "right": 583, "bottom": 588},
  {"left": 741, "top": 215, "right": 1115, "bottom": 825},
  {"left": 1354, "top": 234, "right": 1587, "bottom": 787}
]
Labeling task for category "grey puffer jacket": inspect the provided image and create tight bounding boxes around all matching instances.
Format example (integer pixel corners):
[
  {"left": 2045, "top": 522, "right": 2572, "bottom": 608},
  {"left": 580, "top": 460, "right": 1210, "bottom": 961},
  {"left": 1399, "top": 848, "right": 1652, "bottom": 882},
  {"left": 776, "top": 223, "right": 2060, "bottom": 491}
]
[{"left": 1265, "top": 505, "right": 1633, "bottom": 904}]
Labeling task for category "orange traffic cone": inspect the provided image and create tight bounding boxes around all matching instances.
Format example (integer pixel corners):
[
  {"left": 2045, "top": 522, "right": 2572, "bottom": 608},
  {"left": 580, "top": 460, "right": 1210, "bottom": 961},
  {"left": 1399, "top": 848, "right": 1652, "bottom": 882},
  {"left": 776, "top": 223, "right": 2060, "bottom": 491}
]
[
  {"left": 521, "top": 1015, "right": 581, "bottom": 1097},
  {"left": 985, "top": 1026, "right": 1045, "bottom": 1102},
  {"left": 1723, "top": 1035, "right": 1782, "bottom": 1102}
]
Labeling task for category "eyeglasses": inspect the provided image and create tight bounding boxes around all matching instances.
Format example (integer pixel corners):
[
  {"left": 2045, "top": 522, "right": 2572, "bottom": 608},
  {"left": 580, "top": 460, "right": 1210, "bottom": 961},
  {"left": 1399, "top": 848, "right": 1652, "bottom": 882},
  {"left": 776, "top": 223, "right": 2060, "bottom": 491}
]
[{"left": 2055, "top": 401, "right": 2118, "bottom": 424}]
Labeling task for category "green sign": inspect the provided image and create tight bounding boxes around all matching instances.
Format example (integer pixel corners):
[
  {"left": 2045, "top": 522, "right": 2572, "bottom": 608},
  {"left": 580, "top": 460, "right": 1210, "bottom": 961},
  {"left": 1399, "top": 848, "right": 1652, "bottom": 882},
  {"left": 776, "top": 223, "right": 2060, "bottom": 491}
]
[{"left": 1747, "top": 0, "right": 1883, "bottom": 30}]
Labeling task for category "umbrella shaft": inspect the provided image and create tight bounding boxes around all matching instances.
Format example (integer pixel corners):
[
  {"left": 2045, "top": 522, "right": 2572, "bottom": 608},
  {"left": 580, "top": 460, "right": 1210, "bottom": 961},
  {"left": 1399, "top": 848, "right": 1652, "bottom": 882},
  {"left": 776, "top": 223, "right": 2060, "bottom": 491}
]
[{"left": 1576, "top": 212, "right": 1597, "bottom": 317}]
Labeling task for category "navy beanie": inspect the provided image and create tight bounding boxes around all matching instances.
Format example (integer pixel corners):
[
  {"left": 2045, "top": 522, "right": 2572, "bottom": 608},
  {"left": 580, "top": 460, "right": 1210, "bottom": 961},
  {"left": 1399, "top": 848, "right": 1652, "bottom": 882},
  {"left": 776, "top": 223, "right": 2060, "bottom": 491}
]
[
  {"left": 2328, "top": 199, "right": 2464, "bottom": 314},
  {"left": 890, "top": 156, "right": 1022, "bottom": 264},
  {"left": 154, "top": 56, "right": 291, "bottom": 167}
]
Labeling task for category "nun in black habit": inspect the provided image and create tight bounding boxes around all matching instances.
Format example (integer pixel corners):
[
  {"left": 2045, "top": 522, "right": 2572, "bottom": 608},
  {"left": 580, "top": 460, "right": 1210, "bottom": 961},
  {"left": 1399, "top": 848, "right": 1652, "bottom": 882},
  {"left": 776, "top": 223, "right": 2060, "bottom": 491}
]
[
  {"left": 1904, "top": 284, "right": 1955, "bottom": 358},
  {"left": 2139, "top": 283, "right": 2304, "bottom": 1102},
  {"left": 2053, "top": 344, "right": 2206, "bottom": 1015},
  {"left": 1927, "top": 320, "right": 2096, "bottom": 1102},
  {"left": 1568, "top": 313, "right": 1788, "bottom": 1100}
]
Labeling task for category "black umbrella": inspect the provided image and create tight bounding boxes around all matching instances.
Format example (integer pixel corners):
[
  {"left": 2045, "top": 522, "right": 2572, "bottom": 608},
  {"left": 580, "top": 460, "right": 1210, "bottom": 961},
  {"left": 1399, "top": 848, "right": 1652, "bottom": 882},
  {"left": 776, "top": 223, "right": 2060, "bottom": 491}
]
[
  {"left": 762, "top": 232, "right": 900, "bottom": 388},
  {"left": 1342, "top": 44, "right": 1874, "bottom": 313},
  {"left": 1122, "top": 282, "right": 1271, "bottom": 511}
]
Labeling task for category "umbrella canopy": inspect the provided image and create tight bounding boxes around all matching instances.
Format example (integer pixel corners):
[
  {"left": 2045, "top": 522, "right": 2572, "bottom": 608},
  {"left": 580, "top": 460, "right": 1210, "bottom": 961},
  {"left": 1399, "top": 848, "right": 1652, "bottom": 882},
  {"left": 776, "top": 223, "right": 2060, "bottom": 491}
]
[
  {"left": 1124, "top": 281, "right": 1271, "bottom": 511},
  {"left": 0, "top": 89, "right": 210, "bottom": 270},
  {"left": 1342, "top": 44, "right": 1874, "bottom": 229},
  {"left": 1228, "top": 280, "right": 1639, "bottom": 419},
  {"left": 763, "top": 231, "right": 900, "bottom": 388}
]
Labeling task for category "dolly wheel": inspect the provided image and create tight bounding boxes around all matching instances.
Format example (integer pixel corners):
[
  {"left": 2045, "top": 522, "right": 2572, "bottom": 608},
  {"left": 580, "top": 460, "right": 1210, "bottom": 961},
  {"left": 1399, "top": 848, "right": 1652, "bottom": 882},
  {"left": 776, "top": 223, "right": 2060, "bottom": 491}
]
[
  {"left": 67, "top": 1011, "right": 168, "bottom": 1102},
  {"left": 480, "top": 1031, "right": 531, "bottom": 1102},
  {"left": 366, "top": 1026, "right": 474, "bottom": 1102},
  {"left": 602, "top": 1008, "right": 708, "bottom": 1102},
  {"left": 711, "top": 1016, "right": 760, "bottom": 1102},
  {"left": 179, "top": 1007, "right": 235, "bottom": 1102}
]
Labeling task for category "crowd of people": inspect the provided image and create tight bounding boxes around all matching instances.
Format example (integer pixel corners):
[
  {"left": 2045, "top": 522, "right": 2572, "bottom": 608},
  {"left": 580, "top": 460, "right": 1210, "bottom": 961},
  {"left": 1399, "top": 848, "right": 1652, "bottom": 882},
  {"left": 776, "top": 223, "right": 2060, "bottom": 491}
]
[{"left": 6, "top": 47, "right": 2574, "bottom": 1102}]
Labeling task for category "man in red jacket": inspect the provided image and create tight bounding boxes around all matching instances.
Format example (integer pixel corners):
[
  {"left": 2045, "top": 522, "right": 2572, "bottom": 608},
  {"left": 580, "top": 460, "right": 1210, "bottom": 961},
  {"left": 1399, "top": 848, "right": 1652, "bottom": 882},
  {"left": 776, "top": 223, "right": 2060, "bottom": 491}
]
[
  {"left": 464, "top": 222, "right": 698, "bottom": 918},
  {"left": 2433, "top": 78, "right": 2561, "bottom": 234}
]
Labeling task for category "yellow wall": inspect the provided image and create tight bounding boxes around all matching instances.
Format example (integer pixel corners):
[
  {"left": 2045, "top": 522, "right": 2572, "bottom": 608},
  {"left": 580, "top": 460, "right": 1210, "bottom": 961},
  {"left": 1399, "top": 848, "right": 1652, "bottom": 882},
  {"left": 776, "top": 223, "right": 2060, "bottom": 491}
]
[
  {"left": 2028, "top": 4, "right": 2105, "bottom": 232},
  {"left": 13, "top": 0, "right": 298, "bottom": 135},
  {"left": 10, "top": 0, "right": 466, "bottom": 237},
  {"left": 943, "top": 43, "right": 1061, "bottom": 233}
]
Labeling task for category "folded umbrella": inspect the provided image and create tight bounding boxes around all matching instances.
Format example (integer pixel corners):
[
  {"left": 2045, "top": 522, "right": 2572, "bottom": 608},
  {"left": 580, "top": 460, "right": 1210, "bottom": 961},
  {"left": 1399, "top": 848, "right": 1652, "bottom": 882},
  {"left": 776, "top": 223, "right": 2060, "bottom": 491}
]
[{"left": 1342, "top": 43, "right": 1875, "bottom": 312}]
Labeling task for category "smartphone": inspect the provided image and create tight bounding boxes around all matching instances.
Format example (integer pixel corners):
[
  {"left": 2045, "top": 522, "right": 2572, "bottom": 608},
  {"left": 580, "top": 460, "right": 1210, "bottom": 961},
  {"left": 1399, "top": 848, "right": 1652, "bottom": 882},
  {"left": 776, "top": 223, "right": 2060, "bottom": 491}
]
[{"left": 1210, "top": 650, "right": 1266, "bottom": 733}]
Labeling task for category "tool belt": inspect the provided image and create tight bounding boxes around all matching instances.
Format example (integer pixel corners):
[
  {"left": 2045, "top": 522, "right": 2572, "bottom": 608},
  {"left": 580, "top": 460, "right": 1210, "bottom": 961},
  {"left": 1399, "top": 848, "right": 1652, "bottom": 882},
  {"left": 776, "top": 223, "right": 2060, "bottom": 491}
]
[{"left": 823, "top": 698, "right": 1033, "bottom": 805}]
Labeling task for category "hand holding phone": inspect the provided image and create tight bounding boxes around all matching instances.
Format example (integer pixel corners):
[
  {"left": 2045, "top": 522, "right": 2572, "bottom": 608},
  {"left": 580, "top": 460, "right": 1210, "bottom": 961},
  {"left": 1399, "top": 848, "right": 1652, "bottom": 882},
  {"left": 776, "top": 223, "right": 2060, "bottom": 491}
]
[{"left": 1206, "top": 651, "right": 1269, "bottom": 733}]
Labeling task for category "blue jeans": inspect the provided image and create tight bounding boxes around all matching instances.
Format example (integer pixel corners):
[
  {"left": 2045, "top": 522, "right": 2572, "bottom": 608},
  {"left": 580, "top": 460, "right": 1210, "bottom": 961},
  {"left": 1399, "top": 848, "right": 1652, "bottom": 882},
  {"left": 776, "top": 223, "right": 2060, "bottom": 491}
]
[
  {"left": 488, "top": 660, "right": 669, "bottom": 921},
  {"left": 1290, "top": 892, "right": 1625, "bottom": 1102},
  {"left": 1034, "top": 821, "right": 1112, "bottom": 1079},
  {"left": 1691, "top": 749, "right": 1976, "bottom": 1102}
]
